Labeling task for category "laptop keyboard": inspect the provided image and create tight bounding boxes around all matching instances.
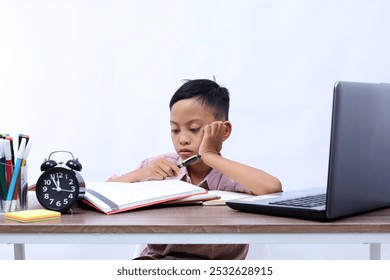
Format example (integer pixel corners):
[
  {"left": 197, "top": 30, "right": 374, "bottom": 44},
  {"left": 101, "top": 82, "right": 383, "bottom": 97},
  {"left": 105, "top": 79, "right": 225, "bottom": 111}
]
[{"left": 269, "top": 193, "right": 326, "bottom": 208}]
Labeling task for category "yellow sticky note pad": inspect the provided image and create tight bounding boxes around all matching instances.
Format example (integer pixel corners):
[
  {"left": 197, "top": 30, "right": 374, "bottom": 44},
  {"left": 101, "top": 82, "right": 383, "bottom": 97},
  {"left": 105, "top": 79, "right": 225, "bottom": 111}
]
[{"left": 4, "top": 209, "right": 61, "bottom": 223}]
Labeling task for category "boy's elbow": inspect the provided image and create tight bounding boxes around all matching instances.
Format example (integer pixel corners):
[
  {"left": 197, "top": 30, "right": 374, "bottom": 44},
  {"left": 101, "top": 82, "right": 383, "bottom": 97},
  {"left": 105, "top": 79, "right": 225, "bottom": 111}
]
[
  {"left": 253, "top": 177, "right": 282, "bottom": 196},
  {"left": 269, "top": 177, "right": 282, "bottom": 193}
]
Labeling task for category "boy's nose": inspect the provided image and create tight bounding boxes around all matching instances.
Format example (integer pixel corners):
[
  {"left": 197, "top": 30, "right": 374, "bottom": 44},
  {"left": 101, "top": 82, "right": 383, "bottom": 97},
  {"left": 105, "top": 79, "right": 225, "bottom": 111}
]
[{"left": 179, "top": 133, "right": 190, "bottom": 145}]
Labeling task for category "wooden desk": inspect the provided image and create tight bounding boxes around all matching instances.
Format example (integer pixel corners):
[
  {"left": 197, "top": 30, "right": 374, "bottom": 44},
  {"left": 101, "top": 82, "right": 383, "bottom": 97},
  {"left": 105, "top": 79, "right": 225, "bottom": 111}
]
[{"left": 1, "top": 195, "right": 390, "bottom": 260}]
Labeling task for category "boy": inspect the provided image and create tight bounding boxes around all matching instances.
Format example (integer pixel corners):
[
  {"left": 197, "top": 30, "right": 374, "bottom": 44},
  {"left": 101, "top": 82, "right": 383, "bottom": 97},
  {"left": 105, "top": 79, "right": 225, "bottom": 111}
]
[{"left": 109, "top": 79, "right": 282, "bottom": 259}]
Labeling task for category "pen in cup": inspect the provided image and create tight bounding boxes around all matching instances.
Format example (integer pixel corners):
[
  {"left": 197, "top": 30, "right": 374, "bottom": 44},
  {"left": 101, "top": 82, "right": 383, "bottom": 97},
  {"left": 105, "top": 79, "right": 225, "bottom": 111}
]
[{"left": 177, "top": 155, "right": 201, "bottom": 168}]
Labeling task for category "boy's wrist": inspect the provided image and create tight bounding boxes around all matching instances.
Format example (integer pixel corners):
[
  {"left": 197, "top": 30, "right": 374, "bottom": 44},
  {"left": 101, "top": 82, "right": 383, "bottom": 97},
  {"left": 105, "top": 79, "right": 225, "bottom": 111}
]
[{"left": 200, "top": 152, "right": 221, "bottom": 165}]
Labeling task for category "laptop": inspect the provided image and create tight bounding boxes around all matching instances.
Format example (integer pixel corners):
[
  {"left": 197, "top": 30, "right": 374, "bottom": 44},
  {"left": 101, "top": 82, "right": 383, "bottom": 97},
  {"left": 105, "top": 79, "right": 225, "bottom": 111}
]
[{"left": 226, "top": 81, "right": 390, "bottom": 221}]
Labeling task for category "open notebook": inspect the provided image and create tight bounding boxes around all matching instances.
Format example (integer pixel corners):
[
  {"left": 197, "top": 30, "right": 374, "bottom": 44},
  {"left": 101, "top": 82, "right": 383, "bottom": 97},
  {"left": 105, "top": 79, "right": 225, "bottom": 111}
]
[{"left": 83, "top": 180, "right": 207, "bottom": 214}]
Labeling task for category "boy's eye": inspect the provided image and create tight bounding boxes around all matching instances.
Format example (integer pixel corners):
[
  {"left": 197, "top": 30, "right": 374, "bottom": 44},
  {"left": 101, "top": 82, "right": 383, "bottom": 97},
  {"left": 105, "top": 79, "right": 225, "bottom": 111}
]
[
  {"left": 171, "top": 129, "right": 179, "bottom": 134},
  {"left": 189, "top": 127, "right": 201, "bottom": 133}
]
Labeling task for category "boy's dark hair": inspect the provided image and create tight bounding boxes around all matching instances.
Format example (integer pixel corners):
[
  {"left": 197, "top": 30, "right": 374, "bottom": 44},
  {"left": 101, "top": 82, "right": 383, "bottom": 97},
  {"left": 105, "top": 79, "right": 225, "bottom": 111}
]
[{"left": 169, "top": 79, "right": 230, "bottom": 120}]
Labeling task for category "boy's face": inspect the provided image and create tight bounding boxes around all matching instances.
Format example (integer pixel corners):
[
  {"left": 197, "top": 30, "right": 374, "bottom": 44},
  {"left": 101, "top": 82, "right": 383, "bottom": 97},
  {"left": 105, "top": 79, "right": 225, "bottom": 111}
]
[{"left": 170, "top": 98, "right": 218, "bottom": 160}]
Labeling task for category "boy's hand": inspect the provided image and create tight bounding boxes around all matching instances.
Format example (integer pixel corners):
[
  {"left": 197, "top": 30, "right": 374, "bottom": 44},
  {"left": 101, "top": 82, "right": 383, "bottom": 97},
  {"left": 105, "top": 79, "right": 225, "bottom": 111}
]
[
  {"left": 198, "top": 121, "right": 226, "bottom": 156},
  {"left": 137, "top": 157, "right": 180, "bottom": 181}
]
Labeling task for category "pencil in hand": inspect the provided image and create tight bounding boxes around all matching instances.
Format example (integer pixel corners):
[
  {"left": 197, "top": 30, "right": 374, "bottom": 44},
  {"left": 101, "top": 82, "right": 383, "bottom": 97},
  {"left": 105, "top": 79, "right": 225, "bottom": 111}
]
[{"left": 177, "top": 155, "right": 201, "bottom": 168}]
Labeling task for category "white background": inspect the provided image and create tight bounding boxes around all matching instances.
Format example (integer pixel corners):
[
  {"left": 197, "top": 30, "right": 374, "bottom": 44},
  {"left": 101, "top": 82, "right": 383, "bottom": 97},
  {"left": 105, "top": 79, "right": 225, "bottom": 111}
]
[{"left": 1, "top": 0, "right": 390, "bottom": 260}]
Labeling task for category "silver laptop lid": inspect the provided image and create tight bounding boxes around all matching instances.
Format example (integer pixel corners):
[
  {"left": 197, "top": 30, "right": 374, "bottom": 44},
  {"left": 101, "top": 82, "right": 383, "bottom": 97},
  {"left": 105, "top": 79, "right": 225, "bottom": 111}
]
[{"left": 326, "top": 81, "right": 390, "bottom": 218}]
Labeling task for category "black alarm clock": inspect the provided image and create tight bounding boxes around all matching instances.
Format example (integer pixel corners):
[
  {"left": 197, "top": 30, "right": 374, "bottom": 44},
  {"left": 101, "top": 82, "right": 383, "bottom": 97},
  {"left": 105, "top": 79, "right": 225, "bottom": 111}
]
[{"left": 36, "top": 151, "right": 85, "bottom": 213}]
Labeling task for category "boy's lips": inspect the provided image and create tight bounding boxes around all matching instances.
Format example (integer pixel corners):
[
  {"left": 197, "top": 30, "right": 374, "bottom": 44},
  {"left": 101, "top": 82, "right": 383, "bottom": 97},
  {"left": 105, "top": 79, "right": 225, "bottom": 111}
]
[{"left": 179, "top": 149, "right": 193, "bottom": 158}]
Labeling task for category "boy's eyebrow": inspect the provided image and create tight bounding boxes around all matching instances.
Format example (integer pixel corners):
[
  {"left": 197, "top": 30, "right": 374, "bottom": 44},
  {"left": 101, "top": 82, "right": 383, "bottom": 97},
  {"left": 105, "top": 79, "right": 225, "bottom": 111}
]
[{"left": 170, "top": 119, "right": 206, "bottom": 125}]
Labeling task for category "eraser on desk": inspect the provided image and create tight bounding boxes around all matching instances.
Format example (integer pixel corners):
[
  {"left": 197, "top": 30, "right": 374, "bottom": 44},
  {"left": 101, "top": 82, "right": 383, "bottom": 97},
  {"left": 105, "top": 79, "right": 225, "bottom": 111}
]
[{"left": 4, "top": 209, "right": 61, "bottom": 223}]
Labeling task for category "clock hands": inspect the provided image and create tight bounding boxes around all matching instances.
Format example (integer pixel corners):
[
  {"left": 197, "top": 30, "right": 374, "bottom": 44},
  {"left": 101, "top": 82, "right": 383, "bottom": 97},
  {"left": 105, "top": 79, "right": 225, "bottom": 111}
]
[
  {"left": 59, "top": 189, "right": 74, "bottom": 193},
  {"left": 50, "top": 174, "right": 74, "bottom": 192},
  {"left": 51, "top": 187, "right": 74, "bottom": 193},
  {"left": 51, "top": 175, "right": 62, "bottom": 191}
]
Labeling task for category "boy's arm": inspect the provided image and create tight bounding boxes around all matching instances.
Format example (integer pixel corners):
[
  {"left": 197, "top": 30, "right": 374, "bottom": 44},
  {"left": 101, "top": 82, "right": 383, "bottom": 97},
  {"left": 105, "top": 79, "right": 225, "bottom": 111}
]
[
  {"left": 201, "top": 153, "right": 282, "bottom": 195},
  {"left": 199, "top": 121, "right": 282, "bottom": 195},
  {"left": 107, "top": 157, "right": 180, "bottom": 183}
]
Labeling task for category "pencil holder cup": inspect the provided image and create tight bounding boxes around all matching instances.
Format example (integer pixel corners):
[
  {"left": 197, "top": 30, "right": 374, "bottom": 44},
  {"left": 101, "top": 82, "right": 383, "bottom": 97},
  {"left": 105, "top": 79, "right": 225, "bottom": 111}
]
[{"left": 0, "top": 163, "right": 28, "bottom": 213}]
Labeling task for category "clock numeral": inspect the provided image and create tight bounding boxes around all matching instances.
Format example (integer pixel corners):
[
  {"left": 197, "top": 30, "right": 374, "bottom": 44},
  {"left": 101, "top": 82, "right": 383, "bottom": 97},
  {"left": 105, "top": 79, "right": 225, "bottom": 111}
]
[
  {"left": 43, "top": 186, "right": 48, "bottom": 192},
  {"left": 63, "top": 198, "right": 68, "bottom": 205},
  {"left": 69, "top": 179, "right": 74, "bottom": 185},
  {"left": 43, "top": 179, "right": 51, "bottom": 186},
  {"left": 56, "top": 201, "right": 61, "bottom": 207},
  {"left": 44, "top": 193, "right": 50, "bottom": 199},
  {"left": 68, "top": 193, "right": 74, "bottom": 199}
]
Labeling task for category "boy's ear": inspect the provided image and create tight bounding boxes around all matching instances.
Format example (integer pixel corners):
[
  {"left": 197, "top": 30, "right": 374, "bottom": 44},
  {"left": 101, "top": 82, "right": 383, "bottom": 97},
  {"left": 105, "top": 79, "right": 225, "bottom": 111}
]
[{"left": 223, "top": 121, "right": 232, "bottom": 141}]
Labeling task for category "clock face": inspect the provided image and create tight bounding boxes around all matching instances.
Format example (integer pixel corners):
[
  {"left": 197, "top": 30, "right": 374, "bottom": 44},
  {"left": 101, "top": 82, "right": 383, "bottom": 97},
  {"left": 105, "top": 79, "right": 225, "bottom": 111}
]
[{"left": 36, "top": 167, "right": 80, "bottom": 212}]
